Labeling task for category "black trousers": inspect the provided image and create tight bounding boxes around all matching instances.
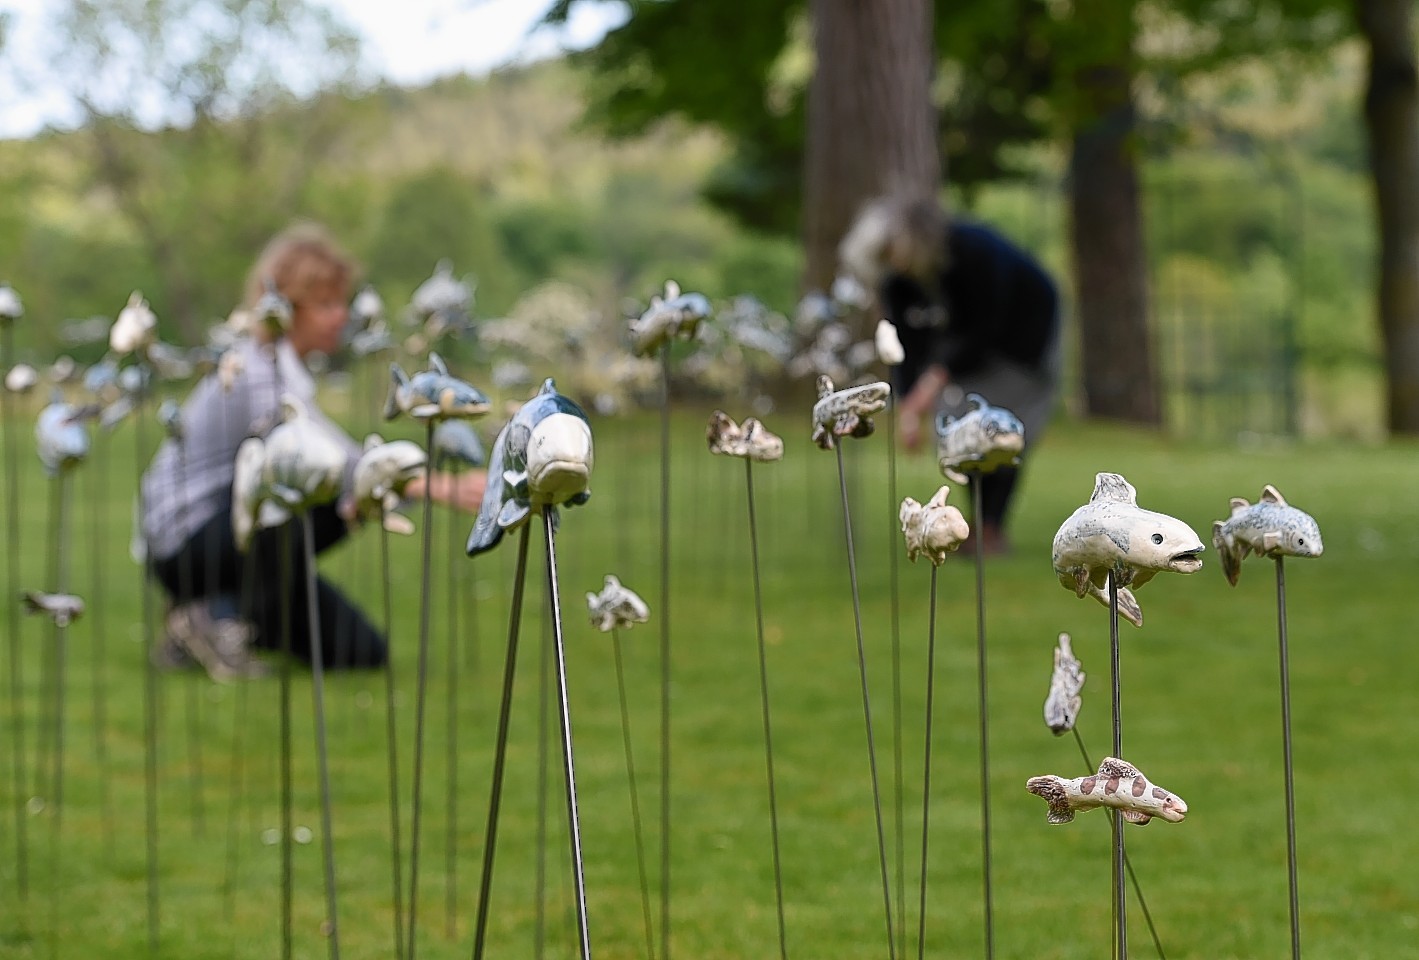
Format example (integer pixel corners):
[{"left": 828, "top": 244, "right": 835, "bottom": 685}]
[
  {"left": 975, "top": 466, "right": 1019, "bottom": 530},
  {"left": 150, "top": 500, "right": 387, "bottom": 669}
]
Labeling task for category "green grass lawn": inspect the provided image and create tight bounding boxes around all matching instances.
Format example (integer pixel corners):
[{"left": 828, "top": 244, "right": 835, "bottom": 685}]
[{"left": 0, "top": 401, "right": 1415, "bottom": 959}]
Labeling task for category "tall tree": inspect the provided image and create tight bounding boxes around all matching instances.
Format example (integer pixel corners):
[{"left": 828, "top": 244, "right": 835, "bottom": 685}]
[
  {"left": 1355, "top": 0, "right": 1419, "bottom": 433},
  {"left": 801, "top": 0, "right": 940, "bottom": 291}
]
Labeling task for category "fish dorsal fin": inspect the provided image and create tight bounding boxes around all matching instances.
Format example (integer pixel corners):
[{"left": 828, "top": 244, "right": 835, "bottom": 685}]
[
  {"left": 363, "top": 434, "right": 383, "bottom": 452},
  {"left": 428, "top": 353, "right": 448, "bottom": 377},
  {"left": 390, "top": 363, "right": 408, "bottom": 386},
  {"left": 280, "top": 393, "right": 305, "bottom": 422},
  {"left": 926, "top": 486, "right": 951, "bottom": 509},
  {"left": 816, "top": 374, "right": 834, "bottom": 399},
  {"left": 966, "top": 393, "right": 987, "bottom": 411},
  {"left": 1230, "top": 497, "right": 1250, "bottom": 513},
  {"left": 664, "top": 279, "right": 681, "bottom": 300},
  {"left": 1261, "top": 484, "right": 1286, "bottom": 506},
  {"left": 1090, "top": 473, "right": 1136, "bottom": 505},
  {"left": 1057, "top": 632, "right": 1073, "bottom": 657},
  {"left": 1097, "top": 757, "right": 1141, "bottom": 780},
  {"left": 605, "top": 574, "right": 621, "bottom": 590},
  {"left": 538, "top": 378, "right": 557, "bottom": 397}
]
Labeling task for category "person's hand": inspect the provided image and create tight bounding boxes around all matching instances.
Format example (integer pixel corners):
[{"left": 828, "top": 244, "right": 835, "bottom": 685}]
[
  {"left": 406, "top": 469, "right": 488, "bottom": 514},
  {"left": 899, "top": 404, "right": 926, "bottom": 452},
  {"left": 898, "top": 363, "right": 949, "bottom": 454}
]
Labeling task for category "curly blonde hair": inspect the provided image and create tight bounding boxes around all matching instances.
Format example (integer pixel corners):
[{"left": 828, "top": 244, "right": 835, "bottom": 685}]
[{"left": 243, "top": 223, "right": 357, "bottom": 317}]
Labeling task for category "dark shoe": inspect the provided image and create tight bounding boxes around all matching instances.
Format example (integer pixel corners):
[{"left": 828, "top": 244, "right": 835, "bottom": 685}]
[{"left": 165, "top": 601, "right": 268, "bottom": 682}]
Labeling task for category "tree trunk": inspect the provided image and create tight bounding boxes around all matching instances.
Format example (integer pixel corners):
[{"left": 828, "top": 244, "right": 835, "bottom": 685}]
[
  {"left": 802, "top": 0, "right": 940, "bottom": 293},
  {"left": 1356, "top": 0, "right": 1419, "bottom": 434},
  {"left": 1067, "top": 5, "right": 1160, "bottom": 425}
]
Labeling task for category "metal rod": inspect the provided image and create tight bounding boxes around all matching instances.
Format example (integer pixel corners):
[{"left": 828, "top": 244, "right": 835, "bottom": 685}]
[
  {"left": 303, "top": 512, "right": 342, "bottom": 959},
  {"left": 534, "top": 584, "right": 550, "bottom": 960},
  {"left": 406, "top": 418, "right": 438, "bottom": 960},
  {"left": 915, "top": 565, "right": 939, "bottom": 960},
  {"left": 470, "top": 525, "right": 532, "bottom": 960},
  {"left": 2, "top": 323, "right": 28, "bottom": 901},
  {"left": 137, "top": 398, "right": 161, "bottom": 954},
  {"left": 834, "top": 442, "right": 897, "bottom": 960},
  {"left": 279, "top": 526, "right": 294, "bottom": 960},
  {"left": 1276, "top": 557, "right": 1301, "bottom": 960},
  {"left": 612, "top": 625, "right": 657, "bottom": 960},
  {"left": 746, "top": 460, "right": 787, "bottom": 960},
  {"left": 87, "top": 433, "right": 114, "bottom": 862},
  {"left": 1071, "top": 726, "right": 1167, "bottom": 960},
  {"left": 970, "top": 473, "right": 995, "bottom": 960},
  {"left": 543, "top": 509, "right": 593, "bottom": 960},
  {"left": 657, "top": 344, "right": 672, "bottom": 960},
  {"left": 379, "top": 514, "right": 406, "bottom": 960},
  {"left": 222, "top": 544, "right": 259, "bottom": 927},
  {"left": 45, "top": 469, "right": 71, "bottom": 960},
  {"left": 1108, "top": 571, "right": 1127, "bottom": 960},
  {"left": 174, "top": 437, "right": 206, "bottom": 836},
  {"left": 445, "top": 496, "right": 461, "bottom": 939},
  {"left": 886, "top": 397, "right": 905, "bottom": 958}
]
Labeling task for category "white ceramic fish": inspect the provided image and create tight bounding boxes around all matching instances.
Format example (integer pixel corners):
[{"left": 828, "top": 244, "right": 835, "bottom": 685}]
[
  {"left": 1051, "top": 473, "right": 1204, "bottom": 627},
  {"left": 705, "top": 411, "right": 785, "bottom": 462},
  {"left": 810, "top": 374, "right": 891, "bottom": 451},
  {"left": 260, "top": 394, "right": 348, "bottom": 511},
  {"left": 35, "top": 399, "right": 91, "bottom": 477},
  {"left": 110, "top": 291, "right": 157, "bottom": 356},
  {"left": 935, "top": 394, "right": 1026, "bottom": 484},
  {"left": 874, "top": 318, "right": 905, "bottom": 365},
  {"left": 0, "top": 283, "right": 23, "bottom": 323},
  {"left": 48, "top": 355, "right": 78, "bottom": 384},
  {"left": 411, "top": 260, "right": 472, "bottom": 328},
  {"left": 899, "top": 486, "right": 971, "bottom": 566},
  {"left": 231, "top": 437, "right": 287, "bottom": 552},
  {"left": 22, "top": 590, "right": 85, "bottom": 628},
  {"left": 1027, "top": 756, "right": 1187, "bottom": 826},
  {"left": 353, "top": 434, "right": 427, "bottom": 535},
  {"left": 629, "top": 280, "right": 711, "bottom": 357},
  {"left": 1212, "top": 485, "right": 1323, "bottom": 586},
  {"left": 350, "top": 285, "right": 384, "bottom": 326},
  {"left": 586, "top": 574, "right": 650, "bottom": 632},
  {"left": 5, "top": 363, "right": 38, "bottom": 394},
  {"left": 1042, "top": 632, "right": 1085, "bottom": 736}
]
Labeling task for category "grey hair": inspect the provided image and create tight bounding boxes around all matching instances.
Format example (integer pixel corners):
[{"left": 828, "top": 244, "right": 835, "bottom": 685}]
[{"left": 839, "top": 195, "right": 949, "bottom": 290}]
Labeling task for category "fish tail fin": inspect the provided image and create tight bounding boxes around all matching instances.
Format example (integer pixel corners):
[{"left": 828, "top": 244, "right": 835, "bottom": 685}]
[
  {"left": 383, "top": 364, "right": 406, "bottom": 421},
  {"left": 1213, "top": 521, "right": 1243, "bottom": 586},
  {"left": 1026, "top": 776, "right": 1075, "bottom": 824}
]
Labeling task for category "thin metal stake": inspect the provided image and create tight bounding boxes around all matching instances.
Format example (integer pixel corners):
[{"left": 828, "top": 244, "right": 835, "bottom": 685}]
[
  {"left": 834, "top": 443, "right": 897, "bottom": 960},
  {"left": 970, "top": 473, "right": 995, "bottom": 960},
  {"left": 1108, "top": 571, "right": 1127, "bottom": 960},
  {"left": 470, "top": 526, "right": 532, "bottom": 960},
  {"left": 534, "top": 584, "right": 550, "bottom": 960},
  {"left": 745, "top": 460, "right": 787, "bottom": 960},
  {"left": 87, "top": 434, "right": 114, "bottom": 862},
  {"left": 886, "top": 398, "right": 905, "bottom": 957},
  {"left": 379, "top": 514, "right": 406, "bottom": 960},
  {"left": 302, "top": 512, "right": 342, "bottom": 959},
  {"left": 657, "top": 344, "right": 672, "bottom": 960},
  {"left": 173, "top": 437, "right": 206, "bottom": 836},
  {"left": 1276, "top": 557, "right": 1301, "bottom": 960},
  {"left": 445, "top": 497, "right": 461, "bottom": 939},
  {"left": 2, "top": 323, "right": 28, "bottom": 901},
  {"left": 407, "top": 418, "right": 437, "bottom": 960},
  {"left": 915, "top": 566, "right": 939, "bottom": 960},
  {"left": 45, "top": 469, "right": 72, "bottom": 960},
  {"left": 279, "top": 528, "right": 294, "bottom": 960},
  {"left": 222, "top": 545, "right": 260, "bottom": 927},
  {"left": 137, "top": 399, "right": 161, "bottom": 954},
  {"left": 611, "top": 625, "right": 657, "bottom": 960}
]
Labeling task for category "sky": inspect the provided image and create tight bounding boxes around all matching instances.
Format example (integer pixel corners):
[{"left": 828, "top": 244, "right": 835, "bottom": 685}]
[{"left": 0, "top": 0, "right": 626, "bottom": 138}]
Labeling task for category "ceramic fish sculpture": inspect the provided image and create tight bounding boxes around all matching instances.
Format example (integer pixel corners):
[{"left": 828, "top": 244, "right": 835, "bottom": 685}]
[
  {"left": 22, "top": 590, "right": 85, "bottom": 628},
  {"left": 5, "top": 363, "right": 38, "bottom": 394},
  {"left": 349, "top": 285, "right": 384, "bottom": 330},
  {"left": 260, "top": 394, "right": 349, "bottom": 511},
  {"left": 629, "top": 280, "right": 711, "bottom": 357},
  {"left": 110, "top": 291, "right": 157, "bottom": 356},
  {"left": 810, "top": 374, "right": 891, "bottom": 451},
  {"left": 98, "top": 364, "right": 153, "bottom": 432},
  {"left": 253, "top": 277, "right": 293, "bottom": 337},
  {"left": 218, "top": 349, "right": 245, "bottom": 392},
  {"left": 935, "top": 394, "right": 1026, "bottom": 484},
  {"left": 899, "top": 486, "right": 971, "bottom": 566},
  {"left": 231, "top": 436, "right": 287, "bottom": 552},
  {"left": 466, "top": 378, "right": 593, "bottom": 558},
  {"left": 1042, "top": 632, "right": 1085, "bottom": 736},
  {"left": 874, "top": 318, "right": 905, "bottom": 366},
  {"left": 349, "top": 321, "right": 394, "bottom": 358},
  {"left": 411, "top": 259, "right": 472, "bottom": 332},
  {"left": 48, "top": 355, "right": 78, "bottom": 385},
  {"left": 83, "top": 358, "right": 120, "bottom": 401},
  {"left": 35, "top": 398, "right": 91, "bottom": 477},
  {"left": 1212, "top": 485, "right": 1323, "bottom": 586},
  {"left": 1051, "top": 472, "right": 1204, "bottom": 627},
  {"left": 383, "top": 353, "right": 491, "bottom": 422},
  {"left": 353, "top": 434, "right": 427, "bottom": 535},
  {"left": 705, "top": 411, "right": 785, "bottom": 462},
  {"left": 1027, "top": 756, "right": 1187, "bottom": 826},
  {"left": 0, "top": 282, "right": 22, "bottom": 323},
  {"left": 586, "top": 574, "right": 650, "bottom": 632},
  {"left": 432, "top": 419, "right": 487, "bottom": 470}
]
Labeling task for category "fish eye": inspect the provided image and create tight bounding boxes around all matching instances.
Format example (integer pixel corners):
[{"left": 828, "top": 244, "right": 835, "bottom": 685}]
[
  {"left": 1151, "top": 533, "right": 1164, "bottom": 544},
  {"left": 1296, "top": 537, "right": 1304, "bottom": 546}
]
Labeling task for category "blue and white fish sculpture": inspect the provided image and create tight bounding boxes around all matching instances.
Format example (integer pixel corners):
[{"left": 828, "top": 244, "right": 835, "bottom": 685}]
[
  {"left": 353, "top": 434, "right": 427, "bottom": 535},
  {"left": 1212, "top": 485, "right": 1323, "bottom": 586},
  {"left": 1051, "top": 472, "right": 1204, "bottom": 627},
  {"left": 383, "top": 353, "right": 491, "bottom": 422},
  {"left": 935, "top": 394, "right": 1026, "bottom": 484},
  {"left": 811, "top": 374, "right": 891, "bottom": 450},
  {"left": 629, "top": 280, "right": 710, "bottom": 357},
  {"left": 466, "top": 378, "right": 593, "bottom": 557},
  {"left": 35, "top": 398, "right": 91, "bottom": 477},
  {"left": 253, "top": 277, "right": 293, "bottom": 337},
  {"left": 433, "top": 419, "right": 486, "bottom": 470}
]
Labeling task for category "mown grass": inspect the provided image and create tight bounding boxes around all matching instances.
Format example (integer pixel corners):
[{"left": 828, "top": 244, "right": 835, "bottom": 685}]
[{"left": 0, "top": 396, "right": 1415, "bottom": 959}]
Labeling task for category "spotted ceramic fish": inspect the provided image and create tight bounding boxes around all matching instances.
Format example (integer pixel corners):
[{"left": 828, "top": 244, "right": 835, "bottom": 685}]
[
  {"left": 935, "top": 394, "right": 1026, "bottom": 485},
  {"left": 1042, "top": 632, "right": 1085, "bottom": 736},
  {"left": 35, "top": 397, "right": 91, "bottom": 477},
  {"left": 1051, "top": 473, "right": 1204, "bottom": 627},
  {"left": 260, "top": 394, "right": 348, "bottom": 511},
  {"left": 21, "top": 590, "right": 85, "bottom": 628},
  {"left": 586, "top": 574, "right": 649, "bottom": 632},
  {"left": 706, "top": 411, "right": 784, "bottom": 462},
  {"left": 1027, "top": 756, "right": 1187, "bottom": 826},
  {"left": 466, "top": 378, "right": 592, "bottom": 557},
  {"left": 899, "top": 486, "right": 971, "bottom": 566},
  {"left": 353, "top": 434, "right": 427, "bottom": 535},
  {"left": 383, "top": 353, "right": 491, "bottom": 422},
  {"left": 1212, "top": 485, "right": 1323, "bottom": 587},
  {"left": 432, "top": 420, "right": 486, "bottom": 471},
  {"left": 0, "top": 283, "right": 22, "bottom": 323},
  {"left": 110, "top": 291, "right": 157, "bottom": 356},
  {"left": 629, "top": 280, "right": 710, "bottom": 357},
  {"left": 811, "top": 374, "right": 891, "bottom": 450}
]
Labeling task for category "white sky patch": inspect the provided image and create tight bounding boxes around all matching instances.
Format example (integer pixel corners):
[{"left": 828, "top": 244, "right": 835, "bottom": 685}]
[{"left": 0, "top": 0, "right": 627, "bottom": 139}]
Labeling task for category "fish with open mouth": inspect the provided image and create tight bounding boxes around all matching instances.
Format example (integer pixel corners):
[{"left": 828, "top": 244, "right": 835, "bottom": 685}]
[
  {"left": 811, "top": 374, "right": 891, "bottom": 450},
  {"left": 22, "top": 590, "right": 86, "bottom": 628},
  {"left": 1051, "top": 472, "right": 1204, "bottom": 627},
  {"left": 466, "top": 378, "right": 593, "bottom": 557},
  {"left": 899, "top": 486, "right": 971, "bottom": 565},
  {"left": 935, "top": 394, "right": 1026, "bottom": 484},
  {"left": 629, "top": 280, "right": 711, "bottom": 357},
  {"left": 1027, "top": 756, "right": 1187, "bottom": 826},
  {"left": 383, "top": 353, "right": 491, "bottom": 422},
  {"left": 705, "top": 411, "right": 784, "bottom": 462},
  {"left": 1042, "top": 632, "right": 1085, "bottom": 736},
  {"left": 353, "top": 434, "right": 427, "bottom": 535},
  {"left": 35, "top": 397, "right": 91, "bottom": 477},
  {"left": 586, "top": 574, "right": 649, "bottom": 632},
  {"left": 1212, "top": 485, "right": 1323, "bottom": 586}
]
